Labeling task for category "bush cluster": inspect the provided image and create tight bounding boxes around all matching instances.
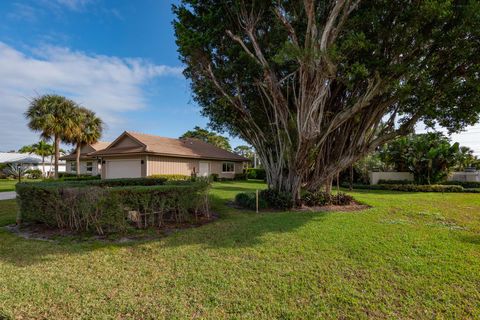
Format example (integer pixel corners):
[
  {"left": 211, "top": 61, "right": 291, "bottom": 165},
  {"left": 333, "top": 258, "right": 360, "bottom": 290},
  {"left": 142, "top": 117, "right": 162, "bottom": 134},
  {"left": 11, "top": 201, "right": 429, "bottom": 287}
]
[
  {"left": 235, "top": 192, "right": 267, "bottom": 210},
  {"left": 442, "top": 180, "right": 480, "bottom": 189},
  {"left": 16, "top": 179, "right": 210, "bottom": 235},
  {"left": 348, "top": 183, "right": 466, "bottom": 192},
  {"left": 302, "top": 191, "right": 354, "bottom": 206},
  {"left": 25, "top": 169, "right": 43, "bottom": 179},
  {"left": 259, "top": 189, "right": 294, "bottom": 210},
  {"left": 377, "top": 179, "right": 415, "bottom": 185},
  {"left": 246, "top": 168, "right": 266, "bottom": 180},
  {"left": 234, "top": 173, "right": 247, "bottom": 180}
]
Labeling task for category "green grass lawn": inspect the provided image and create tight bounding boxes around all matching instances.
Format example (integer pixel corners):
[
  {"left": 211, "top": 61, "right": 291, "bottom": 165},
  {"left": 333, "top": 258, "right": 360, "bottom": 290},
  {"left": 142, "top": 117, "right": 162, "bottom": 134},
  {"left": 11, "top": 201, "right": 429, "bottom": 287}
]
[
  {"left": 0, "top": 181, "right": 479, "bottom": 319},
  {"left": 0, "top": 179, "right": 20, "bottom": 192}
]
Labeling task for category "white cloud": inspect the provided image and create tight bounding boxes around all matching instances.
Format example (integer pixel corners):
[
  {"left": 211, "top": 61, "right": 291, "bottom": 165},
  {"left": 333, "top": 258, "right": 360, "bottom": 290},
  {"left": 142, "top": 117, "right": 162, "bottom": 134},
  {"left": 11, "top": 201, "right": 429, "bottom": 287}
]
[{"left": 0, "top": 42, "right": 183, "bottom": 151}]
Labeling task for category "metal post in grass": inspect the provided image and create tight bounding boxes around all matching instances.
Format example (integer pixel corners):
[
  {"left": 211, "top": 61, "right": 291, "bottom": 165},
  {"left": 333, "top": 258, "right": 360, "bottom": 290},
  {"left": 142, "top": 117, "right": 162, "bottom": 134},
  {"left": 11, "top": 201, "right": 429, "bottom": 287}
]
[{"left": 256, "top": 189, "right": 259, "bottom": 213}]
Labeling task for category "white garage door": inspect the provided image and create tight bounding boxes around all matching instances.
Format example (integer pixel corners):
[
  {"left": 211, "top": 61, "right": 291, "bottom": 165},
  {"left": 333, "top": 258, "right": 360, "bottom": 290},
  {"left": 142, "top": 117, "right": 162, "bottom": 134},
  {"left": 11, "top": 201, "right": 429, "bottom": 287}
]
[{"left": 105, "top": 159, "right": 142, "bottom": 179}]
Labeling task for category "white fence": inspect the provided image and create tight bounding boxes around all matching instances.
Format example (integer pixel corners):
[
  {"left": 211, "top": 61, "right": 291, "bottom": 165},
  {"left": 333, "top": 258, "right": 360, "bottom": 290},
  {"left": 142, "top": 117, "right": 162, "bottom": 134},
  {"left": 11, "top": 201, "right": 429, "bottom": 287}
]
[{"left": 369, "top": 172, "right": 414, "bottom": 185}]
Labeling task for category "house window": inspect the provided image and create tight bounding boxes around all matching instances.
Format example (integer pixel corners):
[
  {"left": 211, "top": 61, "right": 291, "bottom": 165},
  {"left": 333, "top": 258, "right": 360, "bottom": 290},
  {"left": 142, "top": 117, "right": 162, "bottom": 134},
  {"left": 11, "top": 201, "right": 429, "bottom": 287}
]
[
  {"left": 86, "top": 161, "right": 93, "bottom": 173},
  {"left": 222, "top": 162, "right": 235, "bottom": 173},
  {"left": 70, "top": 162, "right": 76, "bottom": 172}
]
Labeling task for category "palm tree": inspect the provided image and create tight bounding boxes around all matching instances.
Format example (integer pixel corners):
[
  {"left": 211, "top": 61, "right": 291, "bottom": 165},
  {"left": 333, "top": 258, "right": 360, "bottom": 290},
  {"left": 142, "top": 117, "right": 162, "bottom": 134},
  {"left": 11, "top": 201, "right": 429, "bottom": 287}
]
[
  {"left": 25, "top": 94, "right": 78, "bottom": 179},
  {"left": 31, "top": 141, "right": 54, "bottom": 177},
  {"left": 69, "top": 107, "right": 103, "bottom": 176}
]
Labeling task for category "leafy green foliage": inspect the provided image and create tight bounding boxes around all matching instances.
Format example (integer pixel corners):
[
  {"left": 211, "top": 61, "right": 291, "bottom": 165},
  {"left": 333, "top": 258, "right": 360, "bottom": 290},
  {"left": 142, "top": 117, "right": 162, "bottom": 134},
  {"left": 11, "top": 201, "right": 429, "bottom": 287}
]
[
  {"left": 246, "top": 168, "right": 266, "bottom": 180},
  {"left": 302, "top": 191, "right": 354, "bottom": 206},
  {"left": 235, "top": 192, "right": 267, "bottom": 210},
  {"left": 380, "top": 133, "right": 462, "bottom": 184},
  {"left": 174, "top": 1, "right": 480, "bottom": 196},
  {"left": 24, "top": 169, "right": 42, "bottom": 179},
  {"left": 260, "top": 189, "right": 294, "bottom": 210},
  {"left": 442, "top": 180, "right": 480, "bottom": 189},
  {"left": 180, "top": 126, "right": 231, "bottom": 151}
]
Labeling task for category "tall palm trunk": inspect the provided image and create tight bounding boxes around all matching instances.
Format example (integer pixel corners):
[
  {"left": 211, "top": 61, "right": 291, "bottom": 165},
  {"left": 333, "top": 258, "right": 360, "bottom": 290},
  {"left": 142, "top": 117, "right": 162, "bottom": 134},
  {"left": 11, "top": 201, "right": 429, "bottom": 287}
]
[
  {"left": 76, "top": 143, "right": 81, "bottom": 176},
  {"left": 41, "top": 155, "right": 45, "bottom": 177},
  {"left": 54, "top": 134, "right": 60, "bottom": 179}
]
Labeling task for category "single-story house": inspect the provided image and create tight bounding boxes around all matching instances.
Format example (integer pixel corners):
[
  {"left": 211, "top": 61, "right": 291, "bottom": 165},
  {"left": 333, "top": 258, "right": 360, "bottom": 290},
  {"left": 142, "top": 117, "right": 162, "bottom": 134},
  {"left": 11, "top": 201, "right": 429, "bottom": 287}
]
[
  {"left": 89, "top": 131, "right": 247, "bottom": 179},
  {"left": 60, "top": 141, "right": 110, "bottom": 175},
  {"left": 0, "top": 152, "right": 66, "bottom": 176}
]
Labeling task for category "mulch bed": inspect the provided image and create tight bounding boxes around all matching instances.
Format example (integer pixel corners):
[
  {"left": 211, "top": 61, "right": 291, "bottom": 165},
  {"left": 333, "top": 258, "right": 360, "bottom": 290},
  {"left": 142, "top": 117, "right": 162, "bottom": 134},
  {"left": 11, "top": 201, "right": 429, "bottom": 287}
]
[
  {"left": 227, "top": 200, "right": 370, "bottom": 213},
  {"left": 4, "top": 213, "right": 219, "bottom": 243}
]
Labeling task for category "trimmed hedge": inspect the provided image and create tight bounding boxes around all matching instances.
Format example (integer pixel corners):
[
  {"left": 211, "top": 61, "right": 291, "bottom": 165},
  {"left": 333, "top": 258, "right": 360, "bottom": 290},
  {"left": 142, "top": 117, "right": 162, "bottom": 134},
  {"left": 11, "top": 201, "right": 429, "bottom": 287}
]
[
  {"left": 348, "top": 183, "right": 466, "bottom": 192},
  {"left": 16, "top": 180, "right": 210, "bottom": 234},
  {"left": 377, "top": 179, "right": 415, "bottom": 185},
  {"left": 147, "top": 174, "right": 191, "bottom": 181},
  {"left": 42, "top": 177, "right": 168, "bottom": 188},
  {"left": 246, "top": 168, "right": 266, "bottom": 180},
  {"left": 442, "top": 181, "right": 480, "bottom": 189}
]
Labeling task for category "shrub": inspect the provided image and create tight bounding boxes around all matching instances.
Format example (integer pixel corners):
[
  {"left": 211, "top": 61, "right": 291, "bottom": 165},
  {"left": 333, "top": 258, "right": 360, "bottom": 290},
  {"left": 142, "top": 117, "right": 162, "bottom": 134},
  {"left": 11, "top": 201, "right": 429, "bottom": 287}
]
[
  {"left": 377, "top": 179, "right": 415, "bottom": 185},
  {"left": 246, "top": 168, "right": 266, "bottom": 180},
  {"left": 302, "top": 191, "right": 332, "bottom": 206},
  {"left": 332, "top": 192, "right": 354, "bottom": 205},
  {"left": 147, "top": 174, "right": 191, "bottom": 181},
  {"left": 210, "top": 173, "right": 219, "bottom": 181},
  {"left": 260, "top": 189, "right": 294, "bottom": 210},
  {"left": 442, "top": 181, "right": 480, "bottom": 189},
  {"left": 301, "top": 191, "right": 354, "bottom": 206},
  {"left": 235, "top": 192, "right": 267, "bottom": 210},
  {"left": 16, "top": 180, "right": 210, "bottom": 234},
  {"left": 234, "top": 173, "right": 247, "bottom": 180},
  {"left": 25, "top": 169, "right": 43, "bottom": 179},
  {"left": 348, "top": 184, "right": 465, "bottom": 192}
]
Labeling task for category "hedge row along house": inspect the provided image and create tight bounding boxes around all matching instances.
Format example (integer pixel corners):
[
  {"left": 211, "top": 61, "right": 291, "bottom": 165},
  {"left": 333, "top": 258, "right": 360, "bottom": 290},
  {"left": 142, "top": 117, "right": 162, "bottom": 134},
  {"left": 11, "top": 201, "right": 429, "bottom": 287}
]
[{"left": 61, "top": 131, "right": 247, "bottom": 179}]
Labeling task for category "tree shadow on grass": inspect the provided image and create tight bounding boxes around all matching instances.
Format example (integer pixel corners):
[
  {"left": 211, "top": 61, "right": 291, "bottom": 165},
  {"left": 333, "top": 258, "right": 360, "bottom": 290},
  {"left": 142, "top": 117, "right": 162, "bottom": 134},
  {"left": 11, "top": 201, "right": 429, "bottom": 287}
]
[{"left": 0, "top": 194, "right": 324, "bottom": 267}]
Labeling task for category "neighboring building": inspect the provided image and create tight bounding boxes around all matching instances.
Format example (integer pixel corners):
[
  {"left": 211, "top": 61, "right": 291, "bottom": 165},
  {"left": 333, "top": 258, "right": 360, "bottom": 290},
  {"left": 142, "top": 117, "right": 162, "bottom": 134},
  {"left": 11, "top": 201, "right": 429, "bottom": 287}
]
[
  {"left": 369, "top": 171, "right": 414, "bottom": 185},
  {"left": 60, "top": 141, "right": 110, "bottom": 176},
  {"left": 0, "top": 152, "right": 66, "bottom": 176},
  {"left": 90, "top": 131, "right": 247, "bottom": 179}
]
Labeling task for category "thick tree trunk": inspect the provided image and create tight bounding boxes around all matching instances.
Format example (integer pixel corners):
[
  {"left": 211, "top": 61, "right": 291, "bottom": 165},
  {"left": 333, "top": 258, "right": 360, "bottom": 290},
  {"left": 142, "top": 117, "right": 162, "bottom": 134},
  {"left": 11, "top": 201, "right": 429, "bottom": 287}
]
[
  {"left": 76, "top": 144, "right": 81, "bottom": 177},
  {"left": 54, "top": 135, "right": 60, "bottom": 179}
]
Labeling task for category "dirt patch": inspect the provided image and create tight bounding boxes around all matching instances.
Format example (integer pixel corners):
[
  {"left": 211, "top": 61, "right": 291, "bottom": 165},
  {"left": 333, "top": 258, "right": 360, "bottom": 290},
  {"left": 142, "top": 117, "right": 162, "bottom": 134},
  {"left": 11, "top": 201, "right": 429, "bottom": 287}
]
[{"left": 4, "top": 213, "right": 219, "bottom": 243}]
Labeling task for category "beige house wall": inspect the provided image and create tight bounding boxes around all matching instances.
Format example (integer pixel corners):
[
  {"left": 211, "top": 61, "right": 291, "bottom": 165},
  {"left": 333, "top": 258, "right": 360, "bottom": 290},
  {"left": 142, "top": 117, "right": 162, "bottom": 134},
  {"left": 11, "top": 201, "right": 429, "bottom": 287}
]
[
  {"left": 65, "top": 159, "right": 101, "bottom": 175},
  {"left": 147, "top": 155, "right": 244, "bottom": 178}
]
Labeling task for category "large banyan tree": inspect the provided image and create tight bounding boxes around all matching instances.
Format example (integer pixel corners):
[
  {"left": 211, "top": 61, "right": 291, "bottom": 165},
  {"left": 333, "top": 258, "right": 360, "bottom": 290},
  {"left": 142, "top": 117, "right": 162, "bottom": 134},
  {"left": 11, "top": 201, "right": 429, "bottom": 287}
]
[{"left": 173, "top": 0, "right": 480, "bottom": 198}]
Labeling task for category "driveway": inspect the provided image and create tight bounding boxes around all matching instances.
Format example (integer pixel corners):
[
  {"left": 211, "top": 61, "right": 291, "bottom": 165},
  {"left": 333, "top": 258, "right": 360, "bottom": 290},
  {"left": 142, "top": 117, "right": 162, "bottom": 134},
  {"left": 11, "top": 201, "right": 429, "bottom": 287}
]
[{"left": 0, "top": 192, "right": 16, "bottom": 201}]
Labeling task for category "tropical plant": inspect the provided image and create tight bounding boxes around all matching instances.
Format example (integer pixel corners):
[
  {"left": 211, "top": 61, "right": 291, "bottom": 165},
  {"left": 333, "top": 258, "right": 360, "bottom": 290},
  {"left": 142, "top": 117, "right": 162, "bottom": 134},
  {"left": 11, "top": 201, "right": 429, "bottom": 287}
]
[
  {"left": 174, "top": 1, "right": 480, "bottom": 200},
  {"left": 380, "top": 133, "right": 460, "bottom": 184},
  {"left": 25, "top": 95, "right": 78, "bottom": 179},
  {"left": 4, "top": 163, "right": 29, "bottom": 182},
  {"left": 67, "top": 107, "right": 104, "bottom": 176},
  {"left": 180, "top": 126, "right": 232, "bottom": 151}
]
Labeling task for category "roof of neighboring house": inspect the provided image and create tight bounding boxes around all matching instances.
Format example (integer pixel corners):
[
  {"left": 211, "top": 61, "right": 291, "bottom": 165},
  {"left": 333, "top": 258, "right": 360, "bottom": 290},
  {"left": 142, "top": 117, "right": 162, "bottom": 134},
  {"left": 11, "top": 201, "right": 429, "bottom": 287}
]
[
  {"left": 60, "top": 141, "right": 111, "bottom": 160},
  {"left": 0, "top": 152, "right": 65, "bottom": 164},
  {"left": 91, "top": 131, "right": 248, "bottom": 162}
]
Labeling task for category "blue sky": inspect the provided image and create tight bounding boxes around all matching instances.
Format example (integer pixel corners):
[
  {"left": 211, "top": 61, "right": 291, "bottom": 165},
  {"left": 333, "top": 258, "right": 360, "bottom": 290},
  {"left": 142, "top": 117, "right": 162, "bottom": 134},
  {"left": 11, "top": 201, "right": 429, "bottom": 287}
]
[
  {"left": 0, "top": 0, "right": 479, "bottom": 154},
  {"left": 0, "top": 0, "right": 245, "bottom": 151}
]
